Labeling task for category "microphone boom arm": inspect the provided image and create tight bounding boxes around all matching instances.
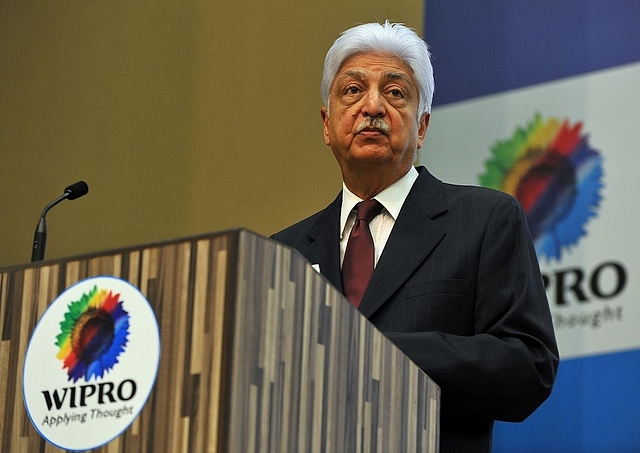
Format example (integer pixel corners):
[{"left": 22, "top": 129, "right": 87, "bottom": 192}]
[{"left": 30, "top": 181, "right": 89, "bottom": 263}]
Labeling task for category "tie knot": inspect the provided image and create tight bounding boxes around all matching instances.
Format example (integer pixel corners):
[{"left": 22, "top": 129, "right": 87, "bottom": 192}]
[{"left": 355, "top": 199, "right": 383, "bottom": 223}]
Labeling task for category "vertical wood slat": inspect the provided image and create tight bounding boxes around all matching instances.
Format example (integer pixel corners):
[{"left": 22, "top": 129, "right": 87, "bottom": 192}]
[{"left": 0, "top": 229, "right": 439, "bottom": 452}]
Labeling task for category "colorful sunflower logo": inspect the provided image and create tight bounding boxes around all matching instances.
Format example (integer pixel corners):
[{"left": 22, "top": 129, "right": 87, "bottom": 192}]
[
  {"left": 56, "top": 286, "right": 130, "bottom": 382},
  {"left": 479, "top": 113, "right": 604, "bottom": 261}
]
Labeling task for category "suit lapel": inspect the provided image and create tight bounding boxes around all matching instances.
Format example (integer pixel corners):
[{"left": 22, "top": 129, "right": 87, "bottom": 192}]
[
  {"left": 306, "top": 193, "right": 343, "bottom": 291},
  {"left": 359, "top": 168, "right": 448, "bottom": 318}
]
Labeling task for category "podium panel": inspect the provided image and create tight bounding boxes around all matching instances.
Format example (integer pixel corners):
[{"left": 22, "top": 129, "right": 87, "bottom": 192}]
[{"left": 0, "top": 229, "right": 439, "bottom": 452}]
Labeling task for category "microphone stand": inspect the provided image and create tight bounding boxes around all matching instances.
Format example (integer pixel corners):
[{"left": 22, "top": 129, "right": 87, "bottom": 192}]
[
  {"left": 31, "top": 194, "right": 68, "bottom": 262},
  {"left": 30, "top": 181, "right": 89, "bottom": 263}
]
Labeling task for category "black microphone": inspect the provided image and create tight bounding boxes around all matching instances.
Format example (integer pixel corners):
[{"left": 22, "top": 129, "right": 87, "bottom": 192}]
[{"left": 31, "top": 181, "right": 89, "bottom": 262}]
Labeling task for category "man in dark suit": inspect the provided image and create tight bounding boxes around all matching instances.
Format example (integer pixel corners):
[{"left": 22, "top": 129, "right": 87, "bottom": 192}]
[{"left": 272, "top": 22, "right": 558, "bottom": 452}]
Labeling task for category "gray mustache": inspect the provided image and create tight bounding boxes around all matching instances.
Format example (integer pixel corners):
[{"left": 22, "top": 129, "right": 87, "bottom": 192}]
[{"left": 355, "top": 118, "right": 390, "bottom": 134}]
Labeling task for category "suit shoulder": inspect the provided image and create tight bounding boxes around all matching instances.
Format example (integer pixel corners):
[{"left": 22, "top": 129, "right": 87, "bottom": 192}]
[
  {"left": 414, "top": 166, "right": 521, "bottom": 212},
  {"left": 271, "top": 192, "right": 341, "bottom": 252},
  {"left": 271, "top": 210, "right": 325, "bottom": 247},
  {"left": 439, "top": 182, "right": 528, "bottom": 225},
  {"left": 443, "top": 181, "right": 521, "bottom": 206}
]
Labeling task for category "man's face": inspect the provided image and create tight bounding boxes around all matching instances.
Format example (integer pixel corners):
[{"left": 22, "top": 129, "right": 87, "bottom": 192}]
[{"left": 321, "top": 52, "right": 429, "bottom": 183}]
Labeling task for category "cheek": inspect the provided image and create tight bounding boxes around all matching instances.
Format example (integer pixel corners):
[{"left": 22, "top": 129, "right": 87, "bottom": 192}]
[
  {"left": 333, "top": 113, "right": 354, "bottom": 134},
  {"left": 323, "top": 116, "right": 342, "bottom": 145}
]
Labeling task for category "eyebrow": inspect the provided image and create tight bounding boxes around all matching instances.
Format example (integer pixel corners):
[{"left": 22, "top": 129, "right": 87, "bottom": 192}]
[
  {"left": 385, "top": 72, "right": 412, "bottom": 84},
  {"left": 337, "top": 69, "right": 367, "bottom": 83},
  {"left": 336, "top": 69, "right": 412, "bottom": 85}
]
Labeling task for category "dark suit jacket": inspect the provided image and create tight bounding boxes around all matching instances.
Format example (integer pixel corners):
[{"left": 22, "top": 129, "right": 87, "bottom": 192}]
[{"left": 272, "top": 166, "right": 559, "bottom": 452}]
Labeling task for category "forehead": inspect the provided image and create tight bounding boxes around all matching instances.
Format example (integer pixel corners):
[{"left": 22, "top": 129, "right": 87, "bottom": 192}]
[{"left": 334, "top": 52, "right": 416, "bottom": 87}]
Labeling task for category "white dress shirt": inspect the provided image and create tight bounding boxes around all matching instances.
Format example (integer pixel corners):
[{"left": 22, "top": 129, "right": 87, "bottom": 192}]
[{"left": 340, "top": 166, "right": 419, "bottom": 267}]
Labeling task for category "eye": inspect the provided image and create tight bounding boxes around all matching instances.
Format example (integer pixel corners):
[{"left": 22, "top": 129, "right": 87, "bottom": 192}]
[
  {"left": 388, "top": 88, "right": 404, "bottom": 98},
  {"left": 346, "top": 85, "right": 361, "bottom": 95}
]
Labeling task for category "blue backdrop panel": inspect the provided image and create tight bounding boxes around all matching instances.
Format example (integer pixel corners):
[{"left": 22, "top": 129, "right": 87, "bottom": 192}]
[
  {"left": 424, "top": 0, "right": 640, "bottom": 106},
  {"left": 494, "top": 349, "right": 640, "bottom": 453}
]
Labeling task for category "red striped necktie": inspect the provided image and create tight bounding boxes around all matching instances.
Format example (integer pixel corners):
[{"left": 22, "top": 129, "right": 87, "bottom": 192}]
[{"left": 342, "top": 199, "right": 383, "bottom": 307}]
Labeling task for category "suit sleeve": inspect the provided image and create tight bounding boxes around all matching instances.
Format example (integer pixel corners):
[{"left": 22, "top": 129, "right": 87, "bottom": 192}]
[{"left": 384, "top": 195, "right": 559, "bottom": 422}]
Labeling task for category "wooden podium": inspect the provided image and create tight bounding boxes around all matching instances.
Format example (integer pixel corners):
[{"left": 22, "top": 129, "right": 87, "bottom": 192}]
[{"left": 0, "top": 229, "right": 439, "bottom": 452}]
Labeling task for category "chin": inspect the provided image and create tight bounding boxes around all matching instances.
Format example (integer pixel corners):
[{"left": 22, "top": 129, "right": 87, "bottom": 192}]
[{"left": 349, "top": 146, "right": 394, "bottom": 161}]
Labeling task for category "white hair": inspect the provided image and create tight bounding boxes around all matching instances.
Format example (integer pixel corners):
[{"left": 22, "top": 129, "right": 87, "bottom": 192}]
[{"left": 321, "top": 21, "right": 435, "bottom": 115}]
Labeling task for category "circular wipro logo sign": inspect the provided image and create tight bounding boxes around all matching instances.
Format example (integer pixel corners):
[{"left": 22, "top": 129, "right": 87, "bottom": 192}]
[{"left": 23, "top": 276, "right": 161, "bottom": 451}]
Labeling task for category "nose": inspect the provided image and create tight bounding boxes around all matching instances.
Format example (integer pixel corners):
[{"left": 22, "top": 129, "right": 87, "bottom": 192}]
[{"left": 362, "top": 90, "right": 386, "bottom": 117}]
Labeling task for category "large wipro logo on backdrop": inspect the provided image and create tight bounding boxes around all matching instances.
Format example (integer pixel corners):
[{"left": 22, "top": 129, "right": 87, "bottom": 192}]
[{"left": 479, "top": 113, "right": 604, "bottom": 260}]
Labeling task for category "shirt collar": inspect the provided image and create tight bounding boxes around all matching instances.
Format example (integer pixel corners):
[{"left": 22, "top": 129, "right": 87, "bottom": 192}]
[{"left": 340, "top": 166, "right": 419, "bottom": 237}]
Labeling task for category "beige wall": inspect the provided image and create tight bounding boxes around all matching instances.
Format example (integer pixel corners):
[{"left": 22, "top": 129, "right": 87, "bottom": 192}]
[{"left": 0, "top": 1, "right": 423, "bottom": 268}]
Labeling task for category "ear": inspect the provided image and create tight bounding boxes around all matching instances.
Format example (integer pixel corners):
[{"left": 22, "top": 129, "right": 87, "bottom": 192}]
[
  {"left": 416, "top": 113, "right": 430, "bottom": 149},
  {"left": 320, "top": 107, "right": 331, "bottom": 146}
]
